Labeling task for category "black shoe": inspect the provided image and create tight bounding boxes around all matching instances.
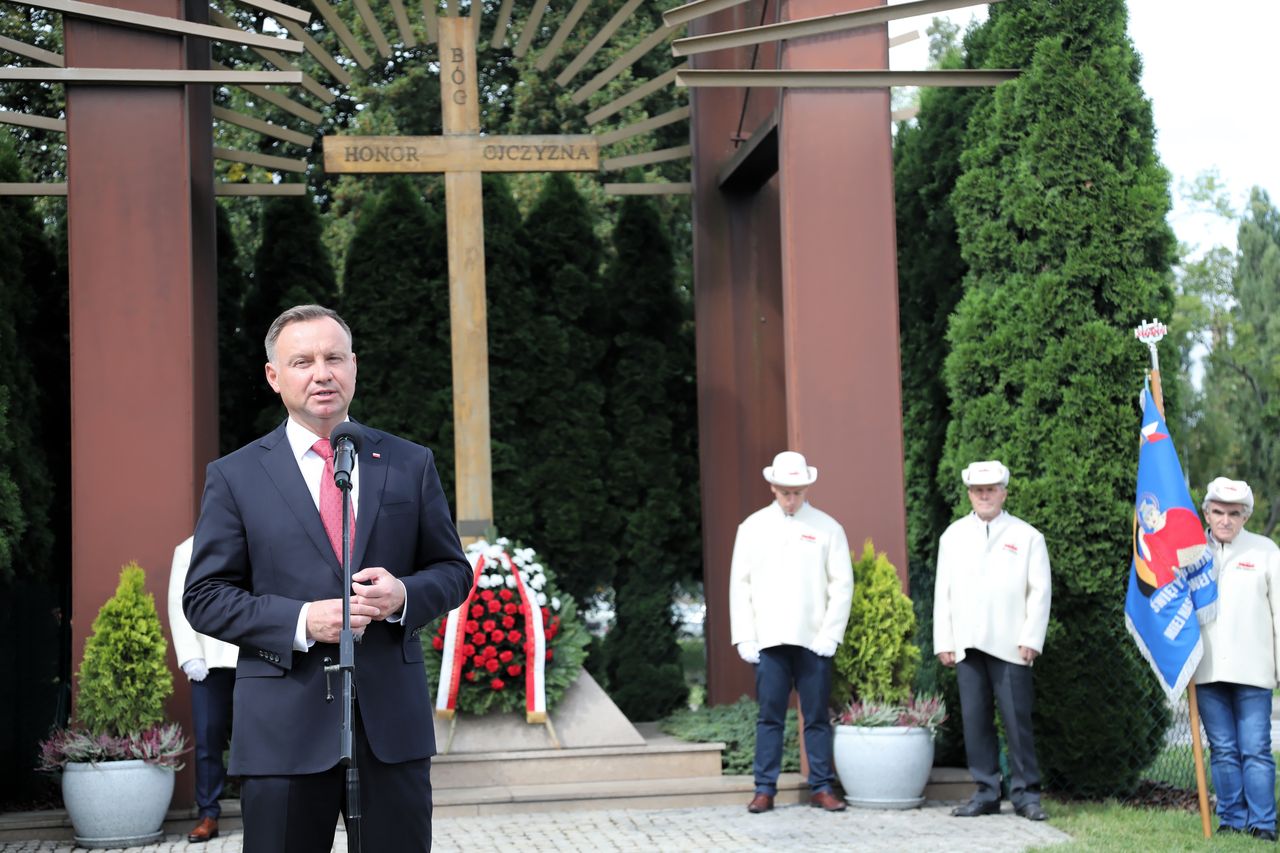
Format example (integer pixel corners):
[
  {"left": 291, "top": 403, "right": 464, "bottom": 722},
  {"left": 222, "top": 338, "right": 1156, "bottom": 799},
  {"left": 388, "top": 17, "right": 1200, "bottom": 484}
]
[
  {"left": 1250, "top": 827, "right": 1279, "bottom": 842},
  {"left": 952, "top": 799, "right": 1001, "bottom": 817},
  {"left": 1218, "top": 825, "right": 1244, "bottom": 834},
  {"left": 1015, "top": 802, "right": 1048, "bottom": 821}
]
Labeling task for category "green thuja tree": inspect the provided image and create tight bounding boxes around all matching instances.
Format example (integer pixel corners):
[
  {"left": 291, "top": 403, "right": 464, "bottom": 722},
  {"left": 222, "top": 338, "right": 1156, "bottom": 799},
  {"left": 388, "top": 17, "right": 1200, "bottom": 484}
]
[
  {"left": 834, "top": 541, "right": 918, "bottom": 706},
  {"left": 216, "top": 201, "right": 253, "bottom": 455},
  {"left": 239, "top": 193, "right": 339, "bottom": 443},
  {"left": 514, "top": 174, "right": 614, "bottom": 605},
  {"left": 601, "top": 196, "right": 697, "bottom": 718},
  {"left": 75, "top": 564, "right": 172, "bottom": 737},
  {"left": 945, "top": 0, "right": 1177, "bottom": 796},
  {"left": 342, "top": 175, "right": 453, "bottom": 493}
]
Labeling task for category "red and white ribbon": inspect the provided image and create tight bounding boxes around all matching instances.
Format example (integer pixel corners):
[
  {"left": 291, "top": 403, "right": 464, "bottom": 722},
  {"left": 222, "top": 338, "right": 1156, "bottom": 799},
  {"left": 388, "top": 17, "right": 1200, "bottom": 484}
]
[{"left": 434, "top": 553, "right": 485, "bottom": 719}]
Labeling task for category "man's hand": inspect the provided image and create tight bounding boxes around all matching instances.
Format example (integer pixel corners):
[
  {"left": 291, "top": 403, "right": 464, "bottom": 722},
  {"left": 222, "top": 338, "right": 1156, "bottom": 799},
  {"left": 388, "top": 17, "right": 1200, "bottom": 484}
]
[
  {"left": 181, "top": 658, "right": 209, "bottom": 682},
  {"left": 807, "top": 637, "right": 838, "bottom": 658},
  {"left": 352, "top": 567, "right": 406, "bottom": 620},
  {"left": 307, "top": 598, "right": 378, "bottom": 643},
  {"left": 937, "top": 651, "right": 956, "bottom": 667},
  {"left": 1019, "top": 645, "right": 1039, "bottom": 665},
  {"left": 737, "top": 642, "right": 761, "bottom": 664}
]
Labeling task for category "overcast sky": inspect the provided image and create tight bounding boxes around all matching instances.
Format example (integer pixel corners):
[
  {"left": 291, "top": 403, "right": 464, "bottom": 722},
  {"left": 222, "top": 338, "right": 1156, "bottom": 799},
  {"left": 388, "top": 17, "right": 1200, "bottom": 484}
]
[{"left": 888, "top": 1, "right": 1280, "bottom": 258}]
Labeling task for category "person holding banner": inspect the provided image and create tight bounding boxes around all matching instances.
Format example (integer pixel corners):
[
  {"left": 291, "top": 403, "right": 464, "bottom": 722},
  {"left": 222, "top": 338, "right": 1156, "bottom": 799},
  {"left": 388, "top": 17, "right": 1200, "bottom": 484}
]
[
  {"left": 934, "top": 460, "right": 1051, "bottom": 821},
  {"left": 1193, "top": 477, "right": 1280, "bottom": 841}
]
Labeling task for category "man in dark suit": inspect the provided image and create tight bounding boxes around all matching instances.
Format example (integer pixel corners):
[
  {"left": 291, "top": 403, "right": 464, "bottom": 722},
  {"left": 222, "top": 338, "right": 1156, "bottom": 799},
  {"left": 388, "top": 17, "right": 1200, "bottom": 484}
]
[{"left": 184, "top": 304, "right": 472, "bottom": 853}]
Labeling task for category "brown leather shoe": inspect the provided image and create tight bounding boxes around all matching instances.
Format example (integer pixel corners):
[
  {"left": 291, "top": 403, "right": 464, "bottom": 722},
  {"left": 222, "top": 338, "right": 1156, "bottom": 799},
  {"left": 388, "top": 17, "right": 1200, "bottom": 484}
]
[
  {"left": 747, "top": 793, "right": 774, "bottom": 813},
  {"left": 188, "top": 816, "right": 219, "bottom": 843},
  {"left": 810, "top": 790, "right": 847, "bottom": 812}
]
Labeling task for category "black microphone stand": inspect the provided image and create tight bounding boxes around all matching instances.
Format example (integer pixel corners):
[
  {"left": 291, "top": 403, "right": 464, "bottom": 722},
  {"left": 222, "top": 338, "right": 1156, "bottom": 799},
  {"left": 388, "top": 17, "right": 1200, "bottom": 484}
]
[{"left": 325, "top": 432, "right": 361, "bottom": 853}]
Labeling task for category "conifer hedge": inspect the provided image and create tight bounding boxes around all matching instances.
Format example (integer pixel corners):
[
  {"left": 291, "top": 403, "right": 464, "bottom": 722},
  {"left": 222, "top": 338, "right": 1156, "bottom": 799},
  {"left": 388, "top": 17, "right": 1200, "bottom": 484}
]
[{"left": 944, "top": 0, "right": 1176, "bottom": 796}]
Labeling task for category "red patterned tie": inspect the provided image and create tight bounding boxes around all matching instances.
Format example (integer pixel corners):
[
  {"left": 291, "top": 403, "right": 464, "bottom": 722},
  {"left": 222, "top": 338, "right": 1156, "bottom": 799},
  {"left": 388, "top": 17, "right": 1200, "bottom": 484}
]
[{"left": 312, "top": 438, "right": 353, "bottom": 561}]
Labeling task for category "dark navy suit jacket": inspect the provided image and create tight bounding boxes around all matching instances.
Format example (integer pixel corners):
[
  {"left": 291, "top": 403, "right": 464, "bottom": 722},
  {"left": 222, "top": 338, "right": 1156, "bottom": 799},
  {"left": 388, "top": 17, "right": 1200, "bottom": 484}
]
[{"left": 183, "top": 421, "right": 472, "bottom": 776}]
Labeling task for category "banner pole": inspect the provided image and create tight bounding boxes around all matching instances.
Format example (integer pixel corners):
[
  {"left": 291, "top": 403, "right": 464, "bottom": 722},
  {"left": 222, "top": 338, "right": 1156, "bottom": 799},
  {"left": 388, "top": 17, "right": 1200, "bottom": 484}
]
[{"left": 1137, "top": 319, "right": 1211, "bottom": 840}]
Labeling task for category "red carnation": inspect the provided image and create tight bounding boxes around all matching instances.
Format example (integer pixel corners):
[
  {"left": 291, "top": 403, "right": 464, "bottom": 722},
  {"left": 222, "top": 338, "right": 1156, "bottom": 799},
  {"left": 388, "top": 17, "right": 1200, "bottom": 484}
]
[
  {"left": 499, "top": 589, "right": 514, "bottom": 602},
  {"left": 546, "top": 649, "right": 554, "bottom": 661},
  {"left": 461, "top": 643, "right": 476, "bottom": 657},
  {"left": 542, "top": 606, "right": 550, "bottom": 619},
  {"left": 465, "top": 620, "right": 479, "bottom": 633},
  {"left": 501, "top": 616, "right": 516, "bottom": 629},
  {"left": 482, "top": 645, "right": 498, "bottom": 659},
  {"left": 503, "top": 603, "right": 518, "bottom": 615},
  {"left": 499, "top": 650, "right": 514, "bottom": 663},
  {"left": 482, "top": 619, "right": 496, "bottom": 633},
  {"left": 551, "top": 616, "right": 560, "bottom": 628},
  {"left": 546, "top": 625, "right": 558, "bottom": 640},
  {"left": 480, "top": 590, "right": 496, "bottom": 601},
  {"left": 472, "top": 632, "right": 487, "bottom": 646},
  {"left": 507, "top": 664, "right": 522, "bottom": 677},
  {"left": 491, "top": 630, "right": 506, "bottom": 643},
  {"left": 490, "top": 678, "right": 506, "bottom": 690},
  {"left": 487, "top": 600, "right": 502, "bottom": 614},
  {"left": 485, "top": 658, "right": 500, "bottom": 673},
  {"left": 437, "top": 621, "right": 448, "bottom": 635},
  {"left": 465, "top": 671, "right": 479, "bottom": 682},
  {"left": 470, "top": 604, "right": 483, "bottom": 618},
  {"left": 432, "top": 636, "right": 444, "bottom": 650},
  {"left": 508, "top": 630, "right": 522, "bottom": 644},
  {"left": 472, "top": 655, "right": 484, "bottom": 667}
]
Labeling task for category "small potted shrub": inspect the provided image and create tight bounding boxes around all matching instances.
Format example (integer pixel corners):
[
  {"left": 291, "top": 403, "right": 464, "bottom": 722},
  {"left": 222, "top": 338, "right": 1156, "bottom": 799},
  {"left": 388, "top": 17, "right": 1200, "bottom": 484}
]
[
  {"left": 831, "top": 541, "right": 946, "bottom": 808},
  {"left": 39, "top": 563, "right": 188, "bottom": 847}
]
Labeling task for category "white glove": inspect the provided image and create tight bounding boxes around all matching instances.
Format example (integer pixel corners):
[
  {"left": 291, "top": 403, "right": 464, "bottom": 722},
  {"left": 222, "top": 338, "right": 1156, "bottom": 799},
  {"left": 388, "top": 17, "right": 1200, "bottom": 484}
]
[
  {"left": 736, "top": 642, "right": 761, "bottom": 664},
  {"left": 807, "top": 637, "right": 838, "bottom": 658},
  {"left": 182, "top": 658, "right": 209, "bottom": 682}
]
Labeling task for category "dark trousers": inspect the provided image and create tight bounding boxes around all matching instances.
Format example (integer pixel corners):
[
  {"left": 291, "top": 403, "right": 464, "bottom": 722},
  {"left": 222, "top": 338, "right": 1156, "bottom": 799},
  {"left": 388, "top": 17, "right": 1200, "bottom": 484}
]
[
  {"left": 754, "top": 645, "right": 835, "bottom": 795},
  {"left": 240, "top": 706, "right": 433, "bottom": 853},
  {"left": 955, "top": 648, "right": 1042, "bottom": 807},
  {"left": 192, "top": 668, "right": 235, "bottom": 819}
]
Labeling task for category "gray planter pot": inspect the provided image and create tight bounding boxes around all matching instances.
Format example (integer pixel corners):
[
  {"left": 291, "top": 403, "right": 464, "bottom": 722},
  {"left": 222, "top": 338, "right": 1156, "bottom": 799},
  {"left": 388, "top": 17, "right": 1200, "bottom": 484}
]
[
  {"left": 832, "top": 725, "right": 934, "bottom": 809},
  {"left": 61, "top": 759, "right": 175, "bottom": 849}
]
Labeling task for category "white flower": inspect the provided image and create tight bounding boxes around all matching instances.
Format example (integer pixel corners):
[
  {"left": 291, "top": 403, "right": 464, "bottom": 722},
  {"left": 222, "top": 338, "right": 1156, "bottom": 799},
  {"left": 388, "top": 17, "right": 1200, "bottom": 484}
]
[
  {"left": 519, "top": 570, "right": 529, "bottom": 582},
  {"left": 506, "top": 575, "right": 518, "bottom": 589},
  {"left": 497, "top": 536, "right": 510, "bottom": 546},
  {"left": 536, "top": 592, "right": 547, "bottom": 606},
  {"left": 530, "top": 563, "right": 543, "bottom": 575},
  {"left": 487, "top": 574, "right": 503, "bottom": 588},
  {"left": 551, "top": 597, "right": 561, "bottom": 611},
  {"left": 530, "top": 575, "right": 545, "bottom": 591},
  {"left": 477, "top": 575, "right": 490, "bottom": 589}
]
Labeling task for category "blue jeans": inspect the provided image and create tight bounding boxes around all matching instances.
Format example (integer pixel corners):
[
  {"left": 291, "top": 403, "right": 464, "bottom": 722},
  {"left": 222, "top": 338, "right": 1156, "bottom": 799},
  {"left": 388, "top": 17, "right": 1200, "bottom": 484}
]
[
  {"left": 754, "top": 645, "right": 834, "bottom": 795},
  {"left": 1198, "top": 681, "right": 1276, "bottom": 832}
]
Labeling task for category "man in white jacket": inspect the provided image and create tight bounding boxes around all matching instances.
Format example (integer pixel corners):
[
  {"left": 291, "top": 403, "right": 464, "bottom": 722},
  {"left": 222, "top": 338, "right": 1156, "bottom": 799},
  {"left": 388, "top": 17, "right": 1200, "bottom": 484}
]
[
  {"left": 1192, "top": 477, "right": 1280, "bottom": 840},
  {"left": 730, "top": 451, "right": 854, "bottom": 814},
  {"left": 167, "top": 536, "right": 238, "bottom": 843},
  {"left": 934, "top": 460, "right": 1051, "bottom": 821}
]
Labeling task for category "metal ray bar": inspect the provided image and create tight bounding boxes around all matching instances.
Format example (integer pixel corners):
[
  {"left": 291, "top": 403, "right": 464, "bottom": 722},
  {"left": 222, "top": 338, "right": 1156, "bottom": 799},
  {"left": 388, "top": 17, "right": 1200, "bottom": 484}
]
[
  {"left": 313, "top": 0, "right": 373, "bottom": 67},
  {"left": 472, "top": 0, "right": 484, "bottom": 44},
  {"left": 214, "top": 61, "right": 322, "bottom": 122},
  {"left": 533, "top": 0, "right": 590, "bottom": 71},
  {"left": 676, "top": 68, "right": 1019, "bottom": 88},
  {"left": 889, "top": 30, "right": 919, "bottom": 48},
  {"left": 210, "top": 9, "right": 333, "bottom": 103},
  {"left": 17, "top": 0, "right": 303, "bottom": 53},
  {"left": 662, "top": 0, "right": 746, "bottom": 29},
  {"left": 602, "top": 143, "right": 690, "bottom": 171},
  {"left": 512, "top": 0, "right": 548, "bottom": 57},
  {"left": 585, "top": 63, "right": 683, "bottom": 125},
  {"left": 0, "top": 34, "right": 64, "bottom": 66},
  {"left": 604, "top": 182, "right": 690, "bottom": 195},
  {"left": 214, "top": 145, "right": 308, "bottom": 172},
  {"left": 216, "top": 182, "right": 307, "bottom": 195},
  {"left": 0, "top": 182, "right": 67, "bottom": 195},
  {"left": 571, "top": 24, "right": 671, "bottom": 105},
  {"left": 595, "top": 104, "right": 689, "bottom": 146},
  {"left": 229, "top": 0, "right": 312, "bottom": 24},
  {"left": 445, "top": 0, "right": 458, "bottom": 16},
  {"left": 554, "top": 0, "right": 642, "bottom": 86},
  {"left": 892, "top": 105, "right": 918, "bottom": 121},
  {"left": 0, "top": 66, "right": 304, "bottom": 84},
  {"left": 280, "top": 19, "right": 353, "bottom": 85},
  {"left": 422, "top": 0, "right": 438, "bottom": 44},
  {"left": 489, "top": 0, "right": 515, "bottom": 48},
  {"left": 0, "top": 110, "right": 65, "bottom": 131},
  {"left": 389, "top": 0, "right": 417, "bottom": 46},
  {"left": 352, "top": 0, "right": 392, "bottom": 57},
  {"left": 672, "top": 0, "right": 1006, "bottom": 57},
  {"left": 213, "top": 105, "right": 313, "bottom": 145}
]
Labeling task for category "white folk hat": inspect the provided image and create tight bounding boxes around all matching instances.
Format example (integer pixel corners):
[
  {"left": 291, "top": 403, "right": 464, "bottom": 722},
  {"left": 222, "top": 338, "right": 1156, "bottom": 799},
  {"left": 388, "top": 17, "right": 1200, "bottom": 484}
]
[
  {"left": 962, "top": 460, "right": 1010, "bottom": 488},
  {"left": 1204, "top": 477, "right": 1254, "bottom": 514},
  {"left": 763, "top": 451, "right": 817, "bottom": 487}
]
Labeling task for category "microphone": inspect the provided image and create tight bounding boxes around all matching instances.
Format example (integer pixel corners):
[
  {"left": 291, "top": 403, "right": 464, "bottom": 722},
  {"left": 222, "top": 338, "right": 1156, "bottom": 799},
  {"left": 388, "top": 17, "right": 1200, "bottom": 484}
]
[{"left": 330, "top": 422, "right": 361, "bottom": 491}]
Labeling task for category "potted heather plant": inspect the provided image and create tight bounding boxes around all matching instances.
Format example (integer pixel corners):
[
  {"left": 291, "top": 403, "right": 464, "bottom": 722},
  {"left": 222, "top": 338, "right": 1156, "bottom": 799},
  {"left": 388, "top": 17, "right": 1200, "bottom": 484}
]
[
  {"left": 39, "top": 562, "right": 188, "bottom": 848},
  {"left": 831, "top": 541, "right": 946, "bottom": 809}
]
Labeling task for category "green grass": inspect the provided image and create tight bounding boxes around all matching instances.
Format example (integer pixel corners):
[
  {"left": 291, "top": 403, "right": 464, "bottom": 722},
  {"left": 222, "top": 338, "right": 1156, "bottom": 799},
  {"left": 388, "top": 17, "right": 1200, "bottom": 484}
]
[{"left": 1032, "top": 798, "right": 1260, "bottom": 852}]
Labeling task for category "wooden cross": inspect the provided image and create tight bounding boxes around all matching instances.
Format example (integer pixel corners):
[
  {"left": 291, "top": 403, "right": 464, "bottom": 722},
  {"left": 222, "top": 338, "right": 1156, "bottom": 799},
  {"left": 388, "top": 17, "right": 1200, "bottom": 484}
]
[{"left": 323, "top": 16, "right": 599, "bottom": 537}]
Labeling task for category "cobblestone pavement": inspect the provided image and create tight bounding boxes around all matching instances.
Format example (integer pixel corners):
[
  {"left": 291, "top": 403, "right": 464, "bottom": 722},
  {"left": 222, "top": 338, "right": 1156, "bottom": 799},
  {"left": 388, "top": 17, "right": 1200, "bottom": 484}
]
[{"left": 0, "top": 803, "right": 1070, "bottom": 852}]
